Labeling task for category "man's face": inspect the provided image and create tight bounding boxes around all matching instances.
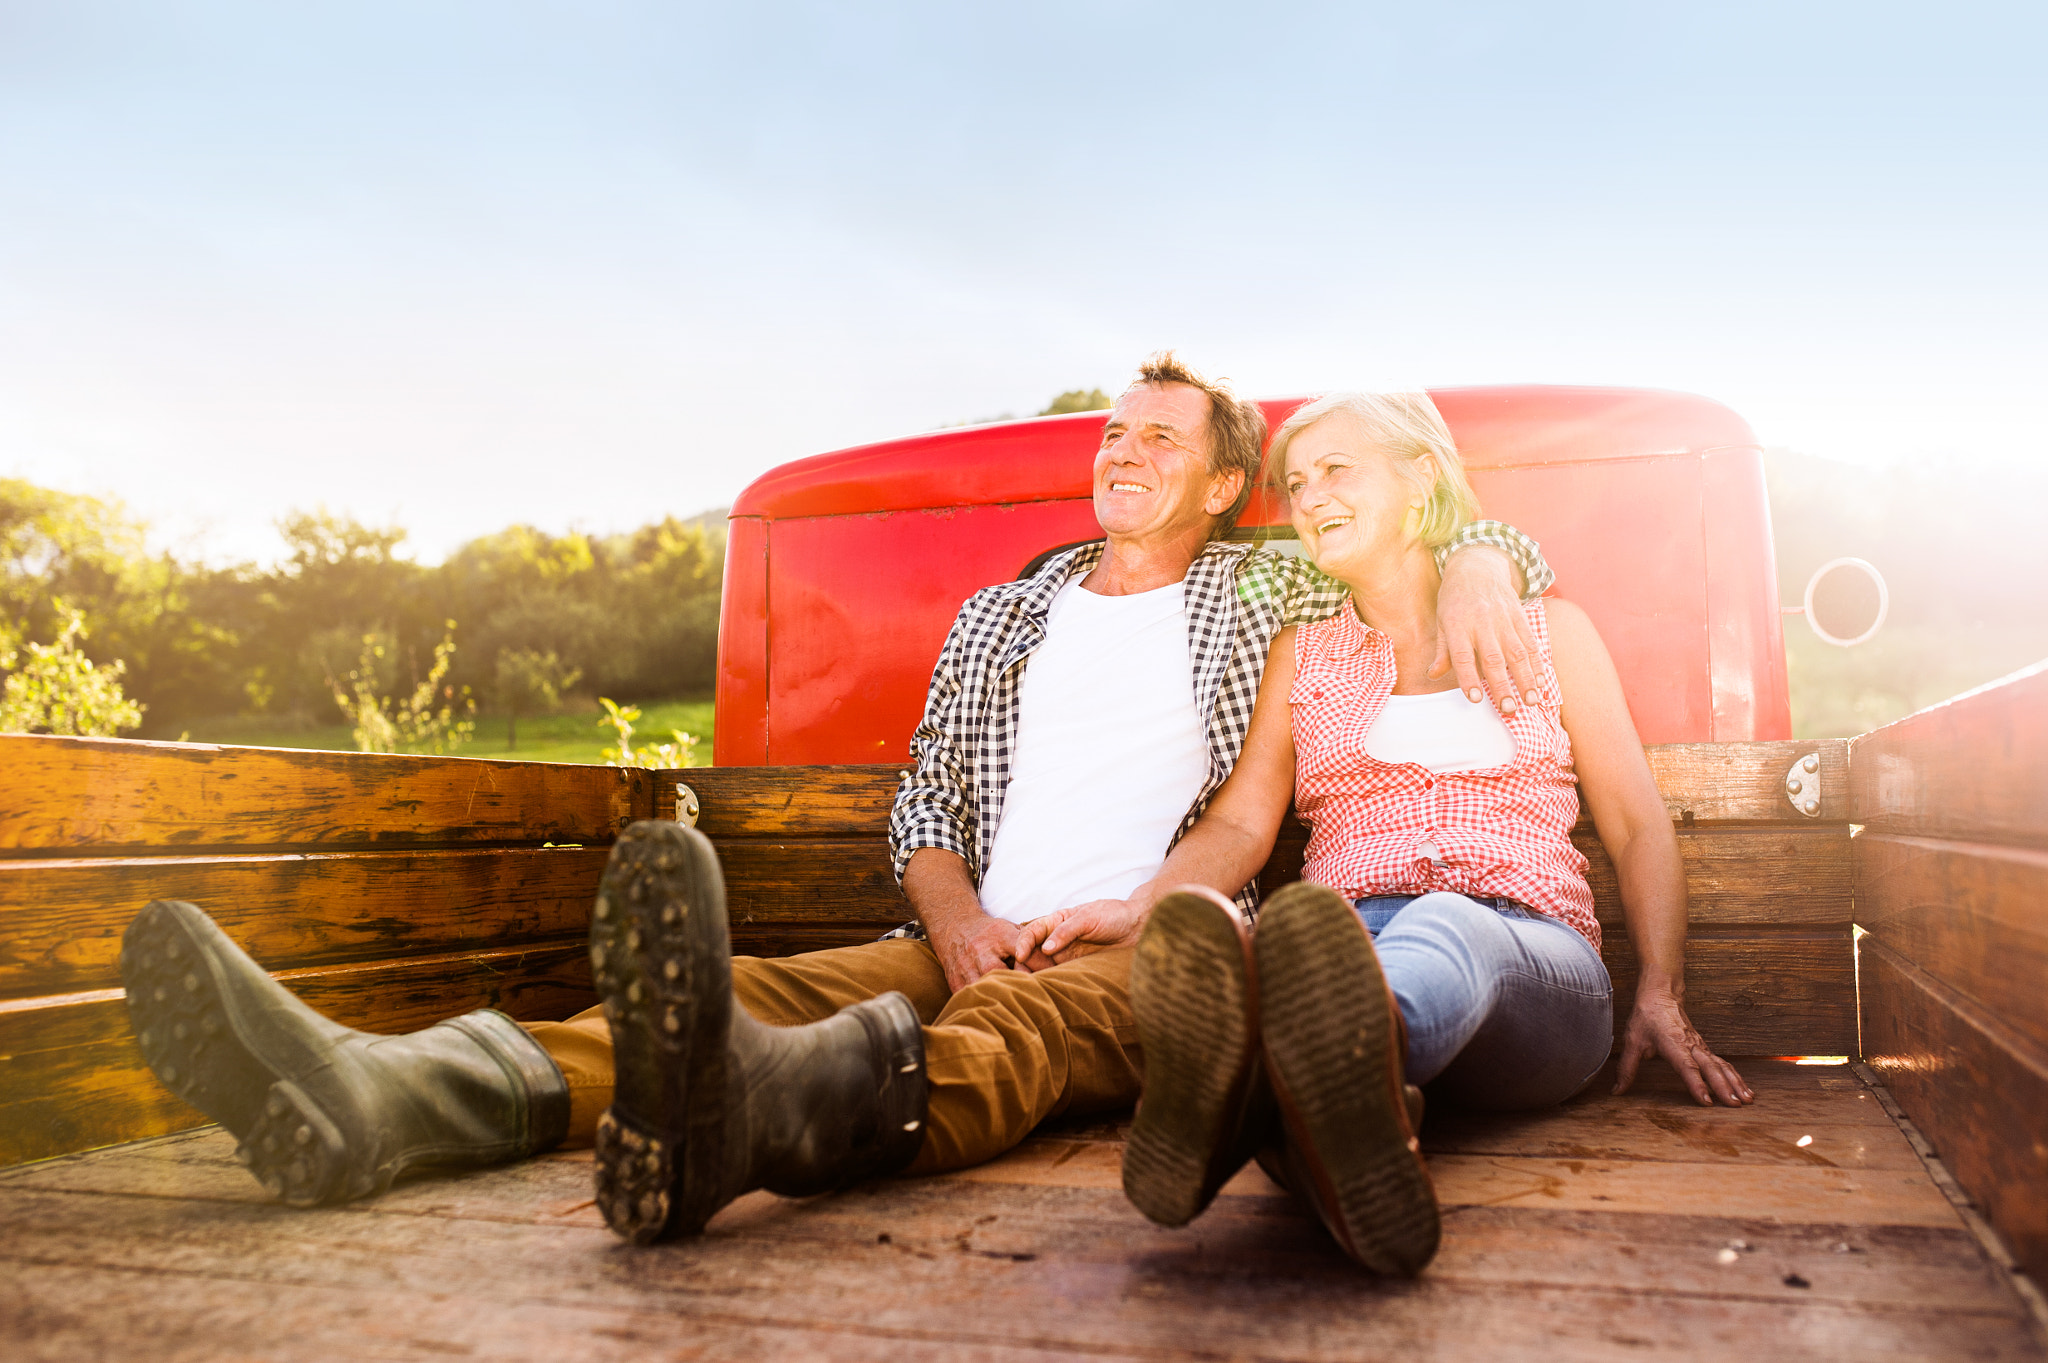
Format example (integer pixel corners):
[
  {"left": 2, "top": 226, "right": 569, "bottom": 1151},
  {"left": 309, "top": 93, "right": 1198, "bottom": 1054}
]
[{"left": 1091, "top": 383, "right": 1235, "bottom": 544}]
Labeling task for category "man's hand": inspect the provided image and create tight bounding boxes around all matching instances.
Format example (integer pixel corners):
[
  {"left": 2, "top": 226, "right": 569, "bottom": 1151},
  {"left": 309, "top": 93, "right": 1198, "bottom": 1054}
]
[
  {"left": 927, "top": 911, "right": 1049, "bottom": 994},
  {"left": 1614, "top": 985, "right": 1754, "bottom": 1107},
  {"left": 1432, "top": 545, "right": 1540, "bottom": 714},
  {"left": 1014, "top": 897, "right": 1150, "bottom": 965},
  {"left": 903, "top": 847, "right": 1053, "bottom": 993}
]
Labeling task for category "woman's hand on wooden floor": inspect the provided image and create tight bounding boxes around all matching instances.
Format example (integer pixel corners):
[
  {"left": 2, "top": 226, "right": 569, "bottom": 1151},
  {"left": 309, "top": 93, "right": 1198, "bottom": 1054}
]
[{"left": 1615, "top": 986, "right": 1755, "bottom": 1107}]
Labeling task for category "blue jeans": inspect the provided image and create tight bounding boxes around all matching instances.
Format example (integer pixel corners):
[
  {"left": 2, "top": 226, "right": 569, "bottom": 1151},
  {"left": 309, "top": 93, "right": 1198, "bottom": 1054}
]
[{"left": 1355, "top": 892, "right": 1613, "bottom": 1110}]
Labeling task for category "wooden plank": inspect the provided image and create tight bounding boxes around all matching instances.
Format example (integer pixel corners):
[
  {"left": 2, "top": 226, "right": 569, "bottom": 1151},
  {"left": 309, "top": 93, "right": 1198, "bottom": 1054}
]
[
  {"left": 666, "top": 742, "right": 1843, "bottom": 842},
  {"left": 1422, "top": 1103, "right": 1922, "bottom": 1170},
  {"left": 714, "top": 839, "right": 910, "bottom": 924},
  {"left": 1584, "top": 826, "right": 1851, "bottom": 928},
  {"left": 1849, "top": 658, "right": 2048, "bottom": 846},
  {"left": 1, "top": 1159, "right": 2039, "bottom": 1363},
  {"left": 0, "top": 733, "right": 652, "bottom": 853},
  {"left": 0, "top": 1134, "right": 2025, "bottom": 1321},
  {"left": 1854, "top": 834, "right": 2048, "bottom": 1056},
  {"left": 1860, "top": 938, "right": 2048, "bottom": 1281},
  {"left": 0, "top": 944, "right": 595, "bottom": 1167},
  {"left": 1604, "top": 929, "right": 1857, "bottom": 1057},
  {"left": 731, "top": 924, "right": 905, "bottom": 958},
  {"left": 0, "top": 846, "right": 611, "bottom": 1001},
  {"left": 666, "top": 763, "right": 902, "bottom": 837},
  {"left": 953, "top": 1140, "right": 1961, "bottom": 1228},
  {"left": 1630, "top": 738, "right": 1850, "bottom": 826}
]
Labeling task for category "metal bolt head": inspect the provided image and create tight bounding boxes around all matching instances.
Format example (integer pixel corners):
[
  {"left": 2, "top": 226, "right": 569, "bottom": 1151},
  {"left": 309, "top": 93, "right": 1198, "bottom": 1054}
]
[{"left": 1802, "top": 753, "right": 1820, "bottom": 773}]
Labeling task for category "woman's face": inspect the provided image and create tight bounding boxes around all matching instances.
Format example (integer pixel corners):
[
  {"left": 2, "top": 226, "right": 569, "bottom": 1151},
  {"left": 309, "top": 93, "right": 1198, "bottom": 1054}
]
[{"left": 1283, "top": 414, "right": 1432, "bottom": 578}]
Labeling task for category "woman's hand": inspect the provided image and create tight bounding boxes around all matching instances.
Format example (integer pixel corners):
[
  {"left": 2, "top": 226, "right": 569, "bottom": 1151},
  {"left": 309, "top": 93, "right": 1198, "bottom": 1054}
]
[
  {"left": 1615, "top": 984, "right": 1754, "bottom": 1107},
  {"left": 1014, "top": 897, "right": 1151, "bottom": 965}
]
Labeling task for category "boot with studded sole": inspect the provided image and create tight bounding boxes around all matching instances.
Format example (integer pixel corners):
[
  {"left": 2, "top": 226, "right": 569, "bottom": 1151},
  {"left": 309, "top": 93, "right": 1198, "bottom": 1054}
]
[
  {"left": 120, "top": 899, "right": 570, "bottom": 1206},
  {"left": 589, "top": 820, "right": 929, "bottom": 1244},
  {"left": 1122, "top": 887, "right": 1276, "bottom": 1228},
  {"left": 1254, "top": 881, "right": 1440, "bottom": 1275}
]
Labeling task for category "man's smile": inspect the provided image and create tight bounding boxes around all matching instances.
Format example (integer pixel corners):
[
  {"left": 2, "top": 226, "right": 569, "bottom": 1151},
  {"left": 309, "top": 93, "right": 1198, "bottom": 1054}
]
[{"left": 1109, "top": 482, "right": 1152, "bottom": 493}]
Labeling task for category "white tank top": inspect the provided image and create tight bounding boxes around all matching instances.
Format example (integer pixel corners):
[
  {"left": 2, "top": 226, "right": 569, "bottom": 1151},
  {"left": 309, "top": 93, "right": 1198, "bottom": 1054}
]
[
  {"left": 1362, "top": 688, "right": 1516, "bottom": 772},
  {"left": 976, "top": 578, "right": 1210, "bottom": 925}
]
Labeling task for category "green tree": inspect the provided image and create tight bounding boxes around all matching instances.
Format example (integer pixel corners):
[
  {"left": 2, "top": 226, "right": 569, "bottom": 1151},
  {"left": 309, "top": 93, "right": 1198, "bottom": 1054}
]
[
  {"left": 0, "top": 606, "right": 145, "bottom": 737},
  {"left": 327, "top": 621, "right": 476, "bottom": 755},
  {"left": 1040, "top": 388, "right": 1112, "bottom": 415},
  {"left": 493, "top": 647, "right": 581, "bottom": 749}
]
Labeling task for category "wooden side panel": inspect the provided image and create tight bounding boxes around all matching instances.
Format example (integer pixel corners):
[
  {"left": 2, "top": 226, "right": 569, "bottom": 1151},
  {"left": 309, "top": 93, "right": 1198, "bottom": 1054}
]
[
  {"left": 1631, "top": 739, "right": 1846, "bottom": 825},
  {"left": 0, "top": 946, "right": 596, "bottom": 1167},
  {"left": 1854, "top": 835, "right": 2048, "bottom": 1056},
  {"left": 668, "top": 745, "right": 1849, "bottom": 840},
  {"left": 670, "top": 764, "right": 902, "bottom": 837},
  {"left": 0, "top": 734, "right": 652, "bottom": 852},
  {"left": 1606, "top": 929, "right": 1856, "bottom": 1056},
  {"left": 1859, "top": 940, "right": 2048, "bottom": 1280},
  {"left": 0, "top": 846, "right": 612, "bottom": 1001},
  {"left": 1849, "top": 660, "right": 2048, "bottom": 845}
]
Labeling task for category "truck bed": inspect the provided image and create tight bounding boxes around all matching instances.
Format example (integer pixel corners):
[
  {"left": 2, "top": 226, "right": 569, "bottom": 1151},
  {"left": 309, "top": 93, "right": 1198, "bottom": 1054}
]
[{"left": 3, "top": 1059, "right": 2040, "bottom": 1361}]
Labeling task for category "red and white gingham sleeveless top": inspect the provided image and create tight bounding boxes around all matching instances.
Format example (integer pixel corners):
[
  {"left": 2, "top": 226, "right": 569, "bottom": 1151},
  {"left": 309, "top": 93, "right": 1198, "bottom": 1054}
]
[{"left": 1290, "top": 599, "right": 1600, "bottom": 950}]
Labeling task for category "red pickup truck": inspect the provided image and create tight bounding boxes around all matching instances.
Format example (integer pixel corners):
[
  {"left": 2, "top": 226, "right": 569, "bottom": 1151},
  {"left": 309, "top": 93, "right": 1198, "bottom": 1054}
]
[
  {"left": 1, "top": 385, "right": 2042, "bottom": 1360},
  {"left": 715, "top": 385, "right": 1791, "bottom": 765}
]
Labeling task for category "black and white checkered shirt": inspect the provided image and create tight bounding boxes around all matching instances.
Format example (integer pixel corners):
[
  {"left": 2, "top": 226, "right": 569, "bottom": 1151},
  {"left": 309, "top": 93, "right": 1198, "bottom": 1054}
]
[{"left": 885, "top": 521, "right": 1551, "bottom": 926}]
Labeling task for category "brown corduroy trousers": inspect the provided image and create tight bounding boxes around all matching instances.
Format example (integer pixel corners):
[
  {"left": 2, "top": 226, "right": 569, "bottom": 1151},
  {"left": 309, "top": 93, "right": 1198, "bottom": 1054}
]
[{"left": 522, "top": 938, "right": 1141, "bottom": 1175}]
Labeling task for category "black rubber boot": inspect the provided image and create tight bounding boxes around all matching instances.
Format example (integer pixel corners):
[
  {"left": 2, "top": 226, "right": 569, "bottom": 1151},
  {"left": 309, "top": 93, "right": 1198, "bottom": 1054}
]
[
  {"left": 119, "top": 900, "right": 571, "bottom": 1206},
  {"left": 589, "top": 820, "right": 928, "bottom": 1244},
  {"left": 1255, "top": 881, "right": 1439, "bottom": 1275},
  {"left": 1122, "top": 887, "right": 1276, "bottom": 1228}
]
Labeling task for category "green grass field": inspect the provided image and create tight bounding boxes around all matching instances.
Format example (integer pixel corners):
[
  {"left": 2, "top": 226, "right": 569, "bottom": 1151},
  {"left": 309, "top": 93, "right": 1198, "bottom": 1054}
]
[{"left": 179, "top": 699, "right": 715, "bottom": 766}]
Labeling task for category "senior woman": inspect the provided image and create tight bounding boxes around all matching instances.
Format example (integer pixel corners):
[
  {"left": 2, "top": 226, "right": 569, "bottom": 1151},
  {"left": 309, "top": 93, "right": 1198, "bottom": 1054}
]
[{"left": 1020, "top": 390, "right": 1752, "bottom": 1276}]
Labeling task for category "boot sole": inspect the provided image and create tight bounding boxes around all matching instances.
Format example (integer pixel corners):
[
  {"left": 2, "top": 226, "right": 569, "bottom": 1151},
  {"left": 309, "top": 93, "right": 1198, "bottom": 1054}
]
[
  {"left": 121, "top": 900, "right": 351, "bottom": 1205},
  {"left": 590, "top": 821, "right": 732, "bottom": 1243},
  {"left": 1256, "top": 888, "right": 1440, "bottom": 1275},
  {"left": 1123, "top": 892, "right": 1258, "bottom": 1228}
]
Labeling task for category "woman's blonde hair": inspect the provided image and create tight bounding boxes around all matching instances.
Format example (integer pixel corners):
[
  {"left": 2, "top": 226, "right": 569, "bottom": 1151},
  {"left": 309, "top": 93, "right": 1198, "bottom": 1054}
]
[{"left": 1266, "top": 390, "right": 1480, "bottom": 549}]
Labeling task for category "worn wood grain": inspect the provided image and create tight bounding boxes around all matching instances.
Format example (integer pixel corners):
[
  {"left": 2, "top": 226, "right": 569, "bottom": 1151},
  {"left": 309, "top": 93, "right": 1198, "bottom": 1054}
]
[
  {"left": 1854, "top": 834, "right": 2048, "bottom": 1056},
  {"left": 1849, "top": 658, "right": 2048, "bottom": 846},
  {"left": 0, "top": 1170, "right": 2036, "bottom": 1363},
  {"left": 666, "top": 763, "right": 902, "bottom": 837},
  {"left": 1860, "top": 938, "right": 2048, "bottom": 1282},
  {"left": 0, "top": 846, "right": 611, "bottom": 1001},
  {"left": 711, "top": 838, "right": 910, "bottom": 924},
  {"left": 1604, "top": 928, "right": 1857, "bottom": 1056},
  {"left": 0, "top": 732, "right": 651, "bottom": 853},
  {"left": 0, "top": 944, "right": 594, "bottom": 1167},
  {"left": 2, "top": 1135, "right": 2019, "bottom": 1320},
  {"left": 1625, "top": 738, "right": 1851, "bottom": 826},
  {"left": 663, "top": 742, "right": 1846, "bottom": 842},
  {"left": 955, "top": 1139, "right": 1961, "bottom": 1228},
  {"left": 1422, "top": 1104, "right": 1920, "bottom": 1169},
  {"left": 3, "top": 1061, "right": 2037, "bottom": 1363}
]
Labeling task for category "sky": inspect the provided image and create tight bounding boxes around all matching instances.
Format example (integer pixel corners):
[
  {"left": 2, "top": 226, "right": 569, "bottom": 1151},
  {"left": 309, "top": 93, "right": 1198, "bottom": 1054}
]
[{"left": 2, "top": 1, "right": 2043, "bottom": 565}]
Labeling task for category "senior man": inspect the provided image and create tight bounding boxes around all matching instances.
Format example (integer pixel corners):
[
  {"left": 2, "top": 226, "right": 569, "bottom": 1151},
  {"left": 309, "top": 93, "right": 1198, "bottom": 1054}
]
[{"left": 119, "top": 354, "right": 1550, "bottom": 1241}]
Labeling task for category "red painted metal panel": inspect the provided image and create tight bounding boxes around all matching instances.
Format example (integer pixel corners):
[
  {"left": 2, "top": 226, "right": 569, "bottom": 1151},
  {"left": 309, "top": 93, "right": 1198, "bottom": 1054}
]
[
  {"left": 762, "top": 500, "right": 1102, "bottom": 764},
  {"left": 715, "top": 385, "right": 1790, "bottom": 765},
  {"left": 1702, "top": 448, "right": 1794, "bottom": 740},
  {"left": 1457, "top": 457, "right": 1714, "bottom": 745},
  {"left": 713, "top": 518, "right": 770, "bottom": 766}
]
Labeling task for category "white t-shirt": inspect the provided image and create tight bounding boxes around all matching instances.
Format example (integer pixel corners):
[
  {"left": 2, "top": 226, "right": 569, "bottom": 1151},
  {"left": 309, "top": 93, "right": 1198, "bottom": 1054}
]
[
  {"left": 1363, "top": 687, "right": 1516, "bottom": 862},
  {"left": 975, "top": 577, "right": 1210, "bottom": 925},
  {"left": 1362, "top": 687, "right": 1517, "bottom": 773}
]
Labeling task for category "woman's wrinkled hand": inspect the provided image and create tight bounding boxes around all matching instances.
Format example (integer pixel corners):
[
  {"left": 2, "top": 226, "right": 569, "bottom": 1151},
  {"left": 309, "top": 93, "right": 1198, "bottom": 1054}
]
[
  {"left": 1615, "top": 985, "right": 1755, "bottom": 1106},
  {"left": 1015, "top": 898, "right": 1150, "bottom": 965}
]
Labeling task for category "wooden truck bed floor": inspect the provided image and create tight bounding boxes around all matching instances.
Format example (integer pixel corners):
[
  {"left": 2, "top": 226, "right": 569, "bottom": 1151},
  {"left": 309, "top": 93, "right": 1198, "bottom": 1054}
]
[{"left": 3, "top": 1060, "right": 2040, "bottom": 1362}]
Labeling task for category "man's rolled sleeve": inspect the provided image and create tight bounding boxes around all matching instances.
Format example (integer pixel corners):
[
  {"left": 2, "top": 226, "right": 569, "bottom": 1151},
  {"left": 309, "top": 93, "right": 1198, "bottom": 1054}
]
[
  {"left": 888, "top": 618, "right": 980, "bottom": 886},
  {"left": 1436, "top": 519, "right": 1554, "bottom": 599}
]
